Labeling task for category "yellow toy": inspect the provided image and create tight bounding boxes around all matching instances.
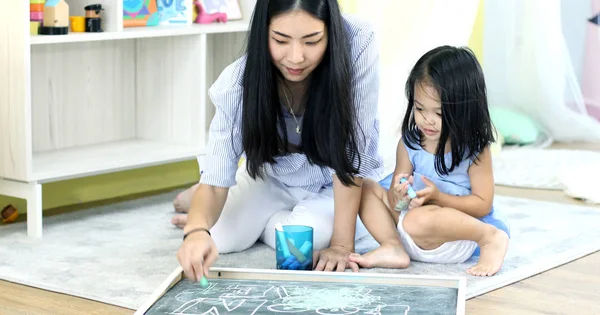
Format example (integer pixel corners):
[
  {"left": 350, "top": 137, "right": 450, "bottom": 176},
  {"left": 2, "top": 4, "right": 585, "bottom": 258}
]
[{"left": 1, "top": 205, "right": 19, "bottom": 224}]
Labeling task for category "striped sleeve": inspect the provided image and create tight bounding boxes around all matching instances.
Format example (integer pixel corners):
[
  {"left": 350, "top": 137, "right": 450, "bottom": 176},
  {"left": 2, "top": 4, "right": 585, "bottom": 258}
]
[
  {"left": 198, "top": 60, "right": 245, "bottom": 188},
  {"left": 349, "top": 28, "right": 382, "bottom": 178}
]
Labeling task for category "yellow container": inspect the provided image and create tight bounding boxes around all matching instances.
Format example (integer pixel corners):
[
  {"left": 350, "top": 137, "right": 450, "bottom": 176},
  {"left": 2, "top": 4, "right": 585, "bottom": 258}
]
[
  {"left": 30, "top": 21, "right": 40, "bottom": 35},
  {"left": 70, "top": 16, "right": 86, "bottom": 32}
]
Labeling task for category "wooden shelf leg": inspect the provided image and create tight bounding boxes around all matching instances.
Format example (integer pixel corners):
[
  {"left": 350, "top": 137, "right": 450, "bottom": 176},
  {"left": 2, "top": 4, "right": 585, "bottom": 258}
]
[{"left": 0, "top": 179, "right": 43, "bottom": 239}]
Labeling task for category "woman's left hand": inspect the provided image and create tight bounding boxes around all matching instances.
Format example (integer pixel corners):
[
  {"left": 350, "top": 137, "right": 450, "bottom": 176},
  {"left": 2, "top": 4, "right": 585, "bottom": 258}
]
[
  {"left": 410, "top": 176, "right": 440, "bottom": 209},
  {"left": 313, "top": 245, "right": 358, "bottom": 272}
]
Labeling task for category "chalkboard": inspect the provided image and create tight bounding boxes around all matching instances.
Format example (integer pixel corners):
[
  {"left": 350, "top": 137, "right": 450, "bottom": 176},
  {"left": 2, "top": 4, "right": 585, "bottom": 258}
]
[{"left": 144, "top": 277, "right": 459, "bottom": 315}]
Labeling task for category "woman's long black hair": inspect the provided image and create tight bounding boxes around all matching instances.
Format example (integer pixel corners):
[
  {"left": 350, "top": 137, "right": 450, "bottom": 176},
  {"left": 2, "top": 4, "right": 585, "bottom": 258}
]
[
  {"left": 401, "top": 45, "right": 495, "bottom": 176},
  {"left": 241, "top": 0, "right": 361, "bottom": 186}
]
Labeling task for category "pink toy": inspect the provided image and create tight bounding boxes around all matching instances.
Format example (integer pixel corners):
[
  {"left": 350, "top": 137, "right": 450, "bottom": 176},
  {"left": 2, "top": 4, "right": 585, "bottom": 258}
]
[
  {"left": 30, "top": 11, "right": 44, "bottom": 21},
  {"left": 194, "top": 1, "right": 227, "bottom": 24}
]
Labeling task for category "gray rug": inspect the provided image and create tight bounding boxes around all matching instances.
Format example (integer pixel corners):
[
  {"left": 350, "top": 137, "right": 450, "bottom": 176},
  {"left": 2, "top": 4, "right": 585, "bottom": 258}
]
[
  {"left": 493, "top": 148, "right": 600, "bottom": 190},
  {"left": 0, "top": 190, "right": 599, "bottom": 311}
]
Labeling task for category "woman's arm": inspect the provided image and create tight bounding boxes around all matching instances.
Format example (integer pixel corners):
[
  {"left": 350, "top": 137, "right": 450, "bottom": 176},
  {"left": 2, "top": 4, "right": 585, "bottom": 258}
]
[
  {"left": 427, "top": 147, "right": 494, "bottom": 218},
  {"left": 178, "top": 61, "right": 244, "bottom": 281},
  {"left": 329, "top": 176, "right": 363, "bottom": 251},
  {"left": 314, "top": 27, "right": 382, "bottom": 272},
  {"left": 329, "top": 28, "right": 381, "bottom": 246}
]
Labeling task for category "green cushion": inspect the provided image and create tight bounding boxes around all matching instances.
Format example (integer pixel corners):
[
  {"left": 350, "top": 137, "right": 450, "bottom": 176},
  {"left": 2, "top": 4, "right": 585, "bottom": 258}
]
[{"left": 489, "top": 107, "right": 540, "bottom": 144}]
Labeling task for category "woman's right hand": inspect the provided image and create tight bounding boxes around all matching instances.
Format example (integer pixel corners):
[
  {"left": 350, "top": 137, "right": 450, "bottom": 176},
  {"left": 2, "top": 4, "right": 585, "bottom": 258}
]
[{"left": 177, "top": 231, "right": 219, "bottom": 282}]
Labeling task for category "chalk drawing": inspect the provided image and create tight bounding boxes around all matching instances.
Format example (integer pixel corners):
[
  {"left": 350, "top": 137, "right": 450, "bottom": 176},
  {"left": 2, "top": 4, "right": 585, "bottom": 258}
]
[{"left": 145, "top": 278, "right": 458, "bottom": 315}]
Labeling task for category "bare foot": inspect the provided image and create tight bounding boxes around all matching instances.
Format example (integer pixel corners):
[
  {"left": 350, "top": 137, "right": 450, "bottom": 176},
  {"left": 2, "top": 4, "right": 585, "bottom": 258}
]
[
  {"left": 171, "top": 214, "right": 187, "bottom": 229},
  {"left": 173, "top": 183, "right": 199, "bottom": 213},
  {"left": 348, "top": 244, "right": 410, "bottom": 269},
  {"left": 467, "top": 229, "right": 509, "bottom": 277}
]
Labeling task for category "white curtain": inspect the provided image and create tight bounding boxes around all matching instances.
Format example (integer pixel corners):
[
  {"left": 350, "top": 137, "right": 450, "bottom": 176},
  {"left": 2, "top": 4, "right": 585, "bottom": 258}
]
[
  {"left": 484, "top": 0, "right": 600, "bottom": 142},
  {"left": 346, "top": 0, "right": 480, "bottom": 175}
]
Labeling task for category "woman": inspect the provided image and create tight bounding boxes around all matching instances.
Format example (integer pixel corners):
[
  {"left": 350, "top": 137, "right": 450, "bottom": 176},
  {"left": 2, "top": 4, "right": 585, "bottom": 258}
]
[{"left": 176, "top": 0, "right": 384, "bottom": 281}]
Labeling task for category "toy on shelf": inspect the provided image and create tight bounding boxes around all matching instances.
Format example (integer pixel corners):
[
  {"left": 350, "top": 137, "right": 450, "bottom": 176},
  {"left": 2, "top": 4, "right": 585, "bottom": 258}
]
[
  {"left": 40, "top": 0, "right": 69, "bottom": 35},
  {"left": 123, "top": 0, "right": 160, "bottom": 27},
  {"left": 1, "top": 205, "right": 19, "bottom": 224},
  {"left": 29, "top": 0, "right": 45, "bottom": 35},
  {"left": 84, "top": 4, "right": 104, "bottom": 32},
  {"left": 69, "top": 16, "right": 85, "bottom": 32},
  {"left": 194, "top": 1, "right": 227, "bottom": 24}
]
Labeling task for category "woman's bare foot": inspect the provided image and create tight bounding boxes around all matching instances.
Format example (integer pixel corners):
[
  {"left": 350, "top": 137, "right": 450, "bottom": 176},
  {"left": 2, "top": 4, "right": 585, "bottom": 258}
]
[
  {"left": 171, "top": 214, "right": 187, "bottom": 229},
  {"left": 348, "top": 243, "right": 410, "bottom": 269},
  {"left": 467, "top": 229, "right": 509, "bottom": 276},
  {"left": 173, "top": 183, "right": 199, "bottom": 213}
]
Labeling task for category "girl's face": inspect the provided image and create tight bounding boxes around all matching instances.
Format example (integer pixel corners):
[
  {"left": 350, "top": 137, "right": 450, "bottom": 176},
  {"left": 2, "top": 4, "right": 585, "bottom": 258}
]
[
  {"left": 413, "top": 83, "right": 443, "bottom": 142},
  {"left": 268, "top": 10, "right": 328, "bottom": 84}
]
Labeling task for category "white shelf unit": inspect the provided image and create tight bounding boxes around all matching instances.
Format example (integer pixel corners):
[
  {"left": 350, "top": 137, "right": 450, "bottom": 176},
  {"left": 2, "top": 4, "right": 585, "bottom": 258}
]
[{"left": 0, "top": 0, "right": 254, "bottom": 238}]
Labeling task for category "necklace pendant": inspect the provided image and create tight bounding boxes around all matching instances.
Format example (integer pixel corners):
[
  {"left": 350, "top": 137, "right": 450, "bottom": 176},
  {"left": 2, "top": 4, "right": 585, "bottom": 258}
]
[{"left": 296, "top": 126, "right": 301, "bottom": 134}]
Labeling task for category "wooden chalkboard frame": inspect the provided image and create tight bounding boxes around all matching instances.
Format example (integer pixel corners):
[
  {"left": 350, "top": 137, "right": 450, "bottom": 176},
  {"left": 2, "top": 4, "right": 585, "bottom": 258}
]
[{"left": 135, "top": 266, "right": 466, "bottom": 315}]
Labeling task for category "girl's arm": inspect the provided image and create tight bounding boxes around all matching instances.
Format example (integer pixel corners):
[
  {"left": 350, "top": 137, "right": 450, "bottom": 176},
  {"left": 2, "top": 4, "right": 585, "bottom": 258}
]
[
  {"left": 391, "top": 138, "right": 415, "bottom": 184},
  {"left": 426, "top": 146, "right": 494, "bottom": 218},
  {"left": 388, "top": 139, "right": 415, "bottom": 208}
]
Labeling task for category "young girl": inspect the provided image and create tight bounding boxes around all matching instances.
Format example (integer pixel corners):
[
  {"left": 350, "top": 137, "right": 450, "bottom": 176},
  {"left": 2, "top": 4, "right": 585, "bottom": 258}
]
[{"left": 349, "top": 45, "right": 510, "bottom": 277}]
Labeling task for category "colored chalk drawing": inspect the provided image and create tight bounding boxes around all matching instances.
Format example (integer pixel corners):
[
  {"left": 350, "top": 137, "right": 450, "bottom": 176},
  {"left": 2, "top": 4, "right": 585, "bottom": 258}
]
[
  {"left": 145, "top": 278, "right": 459, "bottom": 314},
  {"left": 157, "top": 0, "right": 193, "bottom": 25}
]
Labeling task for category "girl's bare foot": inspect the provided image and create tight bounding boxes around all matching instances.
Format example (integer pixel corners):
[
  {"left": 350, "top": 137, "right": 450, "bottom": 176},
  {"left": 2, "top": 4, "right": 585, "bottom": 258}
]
[
  {"left": 348, "top": 243, "right": 410, "bottom": 269},
  {"left": 172, "top": 183, "right": 199, "bottom": 213},
  {"left": 171, "top": 214, "right": 187, "bottom": 229},
  {"left": 467, "top": 229, "right": 509, "bottom": 276}
]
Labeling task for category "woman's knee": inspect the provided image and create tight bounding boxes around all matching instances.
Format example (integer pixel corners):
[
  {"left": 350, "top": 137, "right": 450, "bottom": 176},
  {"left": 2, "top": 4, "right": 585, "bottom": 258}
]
[
  {"left": 402, "top": 205, "right": 440, "bottom": 238},
  {"left": 212, "top": 232, "right": 256, "bottom": 254},
  {"left": 283, "top": 213, "right": 333, "bottom": 251}
]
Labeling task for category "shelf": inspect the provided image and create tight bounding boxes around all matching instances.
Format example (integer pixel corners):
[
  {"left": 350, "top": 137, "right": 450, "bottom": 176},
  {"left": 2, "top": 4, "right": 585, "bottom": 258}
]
[
  {"left": 32, "top": 140, "right": 204, "bottom": 182},
  {"left": 30, "top": 21, "right": 249, "bottom": 45}
]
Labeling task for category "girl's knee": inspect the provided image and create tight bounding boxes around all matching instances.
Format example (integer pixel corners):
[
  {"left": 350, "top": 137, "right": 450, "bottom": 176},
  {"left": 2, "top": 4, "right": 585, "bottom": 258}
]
[{"left": 402, "top": 205, "right": 440, "bottom": 238}]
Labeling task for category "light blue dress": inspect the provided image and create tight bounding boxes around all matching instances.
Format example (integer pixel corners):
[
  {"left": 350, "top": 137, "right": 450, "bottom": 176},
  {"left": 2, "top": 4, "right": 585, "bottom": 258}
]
[{"left": 379, "top": 139, "right": 510, "bottom": 258}]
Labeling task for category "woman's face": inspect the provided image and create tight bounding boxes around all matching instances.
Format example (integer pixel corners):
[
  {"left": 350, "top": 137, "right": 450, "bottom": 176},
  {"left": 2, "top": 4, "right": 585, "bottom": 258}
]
[{"left": 268, "top": 10, "right": 328, "bottom": 83}]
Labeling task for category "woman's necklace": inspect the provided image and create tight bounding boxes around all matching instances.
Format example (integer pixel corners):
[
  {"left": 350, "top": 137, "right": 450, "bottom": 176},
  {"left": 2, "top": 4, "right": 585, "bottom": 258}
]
[{"left": 282, "top": 88, "right": 301, "bottom": 134}]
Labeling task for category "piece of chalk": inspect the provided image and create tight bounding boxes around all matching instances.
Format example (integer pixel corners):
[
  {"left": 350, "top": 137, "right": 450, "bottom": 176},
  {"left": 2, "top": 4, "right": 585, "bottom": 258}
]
[
  {"left": 199, "top": 275, "right": 209, "bottom": 288},
  {"left": 275, "top": 223, "right": 291, "bottom": 257},
  {"left": 286, "top": 238, "right": 307, "bottom": 263},
  {"left": 281, "top": 256, "right": 296, "bottom": 268},
  {"left": 298, "top": 241, "right": 312, "bottom": 256},
  {"left": 400, "top": 178, "right": 417, "bottom": 199},
  {"left": 288, "top": 261, "right": 301, "bottom": 270}
]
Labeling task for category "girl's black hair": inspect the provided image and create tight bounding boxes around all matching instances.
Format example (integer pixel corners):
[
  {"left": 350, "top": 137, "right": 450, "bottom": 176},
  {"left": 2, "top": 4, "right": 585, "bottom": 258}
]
[
  {"left": 402, "top": 45, "right": 495, "bottom": 175},
  {"left": 241, "top": 0, "right": 361, "bottom": 186}
]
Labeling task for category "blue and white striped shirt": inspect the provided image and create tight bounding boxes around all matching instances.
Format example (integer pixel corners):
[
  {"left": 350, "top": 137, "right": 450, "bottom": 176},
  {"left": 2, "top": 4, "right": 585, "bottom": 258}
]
[{"left": 199, "top": 14, "right": 384, "bottom": 193}]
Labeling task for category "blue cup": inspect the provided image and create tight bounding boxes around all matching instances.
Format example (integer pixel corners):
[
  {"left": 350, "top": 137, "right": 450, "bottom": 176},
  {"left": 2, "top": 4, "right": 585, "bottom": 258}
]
[{"left": 275, "top": 225, "right": 313, "bottom": 270}]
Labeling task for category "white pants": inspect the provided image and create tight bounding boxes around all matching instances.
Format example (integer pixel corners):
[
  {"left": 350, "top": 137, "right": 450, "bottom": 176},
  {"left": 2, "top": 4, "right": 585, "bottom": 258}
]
[
  {"left": 210, "top": 165, "right": 369, "bottom": 253},
  {"left": 397, "top": 211, "right": 477, "bottom": 264}
]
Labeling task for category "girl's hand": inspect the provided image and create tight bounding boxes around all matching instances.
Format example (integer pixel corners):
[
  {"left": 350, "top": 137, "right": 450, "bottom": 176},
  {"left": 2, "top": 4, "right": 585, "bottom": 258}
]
[
  {"left": 388, "top": 174, "right": 413, "bottom": 209},
  {"left": 410, "top": 176, "right": 439, "bottom": 209}
]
